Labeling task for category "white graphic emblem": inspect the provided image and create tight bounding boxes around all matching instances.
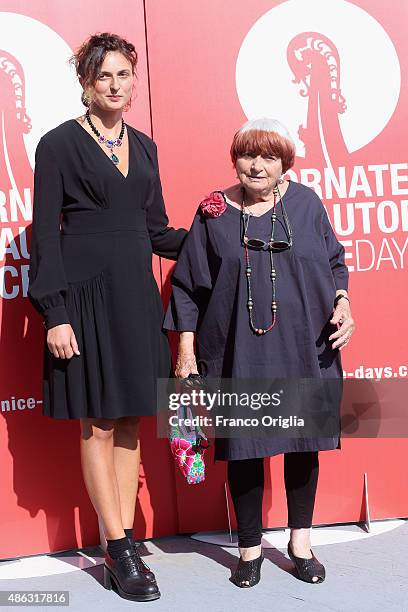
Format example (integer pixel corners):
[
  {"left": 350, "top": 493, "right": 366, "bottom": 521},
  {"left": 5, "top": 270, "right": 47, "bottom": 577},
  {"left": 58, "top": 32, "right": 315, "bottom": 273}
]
[
  {"left": 236, "top": 0, "right": 401, "bottom": 158},
  {"left": 0, "top": 12, "right": 82, "bottom": 167}
]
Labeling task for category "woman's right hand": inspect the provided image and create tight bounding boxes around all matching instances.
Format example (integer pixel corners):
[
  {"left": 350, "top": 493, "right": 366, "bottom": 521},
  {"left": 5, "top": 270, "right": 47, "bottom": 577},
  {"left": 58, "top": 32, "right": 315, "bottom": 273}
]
[
  {"left": 47, "top": 324, "right": 81, "bottom": 359},
  {"left": 175, "top": 332, "right": 198, "bottom": 378}
]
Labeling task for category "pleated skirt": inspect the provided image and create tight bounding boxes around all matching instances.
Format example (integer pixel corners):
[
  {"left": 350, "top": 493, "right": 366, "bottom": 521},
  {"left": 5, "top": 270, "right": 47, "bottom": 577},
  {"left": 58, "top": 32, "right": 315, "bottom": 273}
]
[{"left": 42, "top": 228, "right": 171, "bottom": 419}]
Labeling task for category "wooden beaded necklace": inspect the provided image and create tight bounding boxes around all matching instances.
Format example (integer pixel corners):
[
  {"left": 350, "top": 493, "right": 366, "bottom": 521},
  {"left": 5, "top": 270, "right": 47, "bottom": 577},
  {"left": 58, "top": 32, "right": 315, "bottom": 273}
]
[{"left": 241, "top": 184, "right": 292, "bottom": 335}]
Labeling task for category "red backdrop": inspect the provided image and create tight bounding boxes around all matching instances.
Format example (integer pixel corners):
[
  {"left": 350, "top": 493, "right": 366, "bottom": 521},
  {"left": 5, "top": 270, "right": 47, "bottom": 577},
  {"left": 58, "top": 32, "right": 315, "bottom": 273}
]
[
  {"left": 1, "top": 0, "right": 407, "bottom": 559},
  {"left": 145, "top": 0, "right": 408, "bottom": 535}
]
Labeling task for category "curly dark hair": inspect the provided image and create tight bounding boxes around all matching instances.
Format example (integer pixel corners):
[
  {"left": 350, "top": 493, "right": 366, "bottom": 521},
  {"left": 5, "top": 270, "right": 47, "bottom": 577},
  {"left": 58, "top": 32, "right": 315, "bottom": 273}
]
[{"left": 69, "top": 32, "right": 138, "bottom": 106}]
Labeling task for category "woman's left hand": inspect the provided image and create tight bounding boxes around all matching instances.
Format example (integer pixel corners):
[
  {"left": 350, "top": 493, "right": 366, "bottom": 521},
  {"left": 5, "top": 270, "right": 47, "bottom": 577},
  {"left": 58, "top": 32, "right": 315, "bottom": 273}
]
[{"left": 329, "top": 297, "right": 355, "bottom": 350}]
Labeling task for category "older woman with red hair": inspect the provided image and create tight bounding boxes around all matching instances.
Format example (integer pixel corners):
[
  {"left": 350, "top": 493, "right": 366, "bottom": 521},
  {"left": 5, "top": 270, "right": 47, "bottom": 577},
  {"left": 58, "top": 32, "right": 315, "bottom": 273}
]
[{"left": 164, "top": 118, "right": 355, "bottom": 588}]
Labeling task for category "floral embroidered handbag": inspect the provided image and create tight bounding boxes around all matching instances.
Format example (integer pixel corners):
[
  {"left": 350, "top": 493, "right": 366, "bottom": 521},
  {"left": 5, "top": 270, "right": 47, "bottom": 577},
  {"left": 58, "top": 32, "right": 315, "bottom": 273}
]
[{"left": 169, "top": 374, "right": 210, "bottom": 484}]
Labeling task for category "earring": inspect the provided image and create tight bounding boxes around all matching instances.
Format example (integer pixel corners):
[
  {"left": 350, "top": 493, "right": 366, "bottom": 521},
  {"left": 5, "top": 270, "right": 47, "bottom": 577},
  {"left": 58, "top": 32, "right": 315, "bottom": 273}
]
[
  {"left": 81, "top": 90, "right": 94, "bottom": 107},
  {"left": 123, "top": 97, "right": 132, "bottom": 112},
  {"left": 278, "top": 176, "right": 284, "bottom": 184}
]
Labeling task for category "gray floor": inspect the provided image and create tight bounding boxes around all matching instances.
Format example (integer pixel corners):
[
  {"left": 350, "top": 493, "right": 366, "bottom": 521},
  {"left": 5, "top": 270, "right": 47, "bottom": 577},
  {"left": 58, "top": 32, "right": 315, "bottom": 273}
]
[{"left": 1, "top": 521, "right": 408, "bottom": 611}]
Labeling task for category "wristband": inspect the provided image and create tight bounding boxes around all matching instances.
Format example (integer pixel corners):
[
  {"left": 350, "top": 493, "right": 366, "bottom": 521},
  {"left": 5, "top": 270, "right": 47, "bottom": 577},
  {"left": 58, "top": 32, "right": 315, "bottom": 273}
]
[{"left": 333, "top": 294, "right": 350, "bottom": 308}]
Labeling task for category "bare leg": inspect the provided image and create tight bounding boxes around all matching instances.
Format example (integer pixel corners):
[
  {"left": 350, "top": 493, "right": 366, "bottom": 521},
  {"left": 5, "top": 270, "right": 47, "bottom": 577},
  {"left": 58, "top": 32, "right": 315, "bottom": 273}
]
[
  {"left": 113, "top": 417, "right": 141, "bottom": 531},
  {"left": 80, "top": 418, "right": 125, "bottom": 540},
  {"left": 289, "top": 527, "right": 312, "bottom": 558},
  {"left": 239, "top": 545, "right": 262, "bottom": 561},
  {"left": 240, "top": 530, "right": 311, "bottom": 564}
]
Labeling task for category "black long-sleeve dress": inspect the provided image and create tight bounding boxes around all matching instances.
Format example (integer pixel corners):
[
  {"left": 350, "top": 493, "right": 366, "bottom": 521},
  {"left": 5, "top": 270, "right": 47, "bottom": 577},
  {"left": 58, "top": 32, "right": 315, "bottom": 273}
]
[
  {"left": 28, "top": 119, "right": 186, "bottom": 419},
  {"left": 163, "top": 181, "right": 348, "bottom": 460}
]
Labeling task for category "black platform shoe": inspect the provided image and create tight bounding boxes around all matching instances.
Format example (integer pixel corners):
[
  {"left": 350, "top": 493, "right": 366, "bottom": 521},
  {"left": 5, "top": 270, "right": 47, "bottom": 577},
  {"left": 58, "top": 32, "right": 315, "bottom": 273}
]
[
  {"left": 230, "top": 553, "right": 264, "bottom": 588},
  {"left": 287, "top": 542, "right": 326, "bottom": 583},
  {"left": 104, "top": 548, "right": 161, "bottom": 601}
]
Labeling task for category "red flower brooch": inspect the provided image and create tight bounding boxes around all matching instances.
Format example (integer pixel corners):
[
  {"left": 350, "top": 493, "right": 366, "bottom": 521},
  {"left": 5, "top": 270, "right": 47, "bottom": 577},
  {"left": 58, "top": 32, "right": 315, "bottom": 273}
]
[{"left": 199, "top": 191, "right": 227, "bottom": 218}]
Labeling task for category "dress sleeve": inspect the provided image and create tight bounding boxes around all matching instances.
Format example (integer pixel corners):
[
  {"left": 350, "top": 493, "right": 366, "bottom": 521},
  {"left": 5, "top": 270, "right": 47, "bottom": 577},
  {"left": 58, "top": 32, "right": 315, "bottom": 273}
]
[
  {"left": 28, "top": 138, "right": 70, "bottom": 330},
  {"left": 146, "top": 143, "right": 187, "bottom": 260},
  {"left": 163, "top": 210, "right": 213, "bottom": 331},
  {"left": 321, "top": 206, "right": 349, "bottom": 291}
]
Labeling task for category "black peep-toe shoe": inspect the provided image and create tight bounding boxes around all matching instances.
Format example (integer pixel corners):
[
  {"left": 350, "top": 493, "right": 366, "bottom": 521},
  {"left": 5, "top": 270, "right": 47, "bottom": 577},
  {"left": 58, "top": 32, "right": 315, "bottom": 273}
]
[
  {"left": 230, "top": 552, "right": 264, "bottom": 588},
  {"left": 287, "top": 542, "right": 326, "bottom": 583}
]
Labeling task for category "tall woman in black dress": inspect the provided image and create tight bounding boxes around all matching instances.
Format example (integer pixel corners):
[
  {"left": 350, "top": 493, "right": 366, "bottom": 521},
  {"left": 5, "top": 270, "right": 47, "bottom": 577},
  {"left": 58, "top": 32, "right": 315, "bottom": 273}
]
[{"left": 28, "top": 33, "right": 186, "bottom": 602}]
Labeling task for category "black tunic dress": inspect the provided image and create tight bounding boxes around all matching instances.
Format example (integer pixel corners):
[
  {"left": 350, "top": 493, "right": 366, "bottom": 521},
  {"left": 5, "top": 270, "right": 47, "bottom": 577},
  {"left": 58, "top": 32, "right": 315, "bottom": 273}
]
[
  {"left": 163, "top": 181, "right": 349, "bottom": 460},
  {"left": 28, "top": 119, "right": 186, "bottom": 419}
]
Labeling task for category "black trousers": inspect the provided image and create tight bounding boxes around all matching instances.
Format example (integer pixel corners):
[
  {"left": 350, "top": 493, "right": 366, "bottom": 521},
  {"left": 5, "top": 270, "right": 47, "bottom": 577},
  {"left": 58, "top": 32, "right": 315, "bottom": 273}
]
[{"left": 227, "top": 451, "right": 319, "bottom": 548}]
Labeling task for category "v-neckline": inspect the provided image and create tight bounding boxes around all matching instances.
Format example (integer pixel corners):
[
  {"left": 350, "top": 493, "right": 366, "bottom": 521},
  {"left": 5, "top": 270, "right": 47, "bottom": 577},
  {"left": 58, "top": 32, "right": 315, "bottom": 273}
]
[{"left": 71, "top": 118, "right": 131, "bottom": 180}]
